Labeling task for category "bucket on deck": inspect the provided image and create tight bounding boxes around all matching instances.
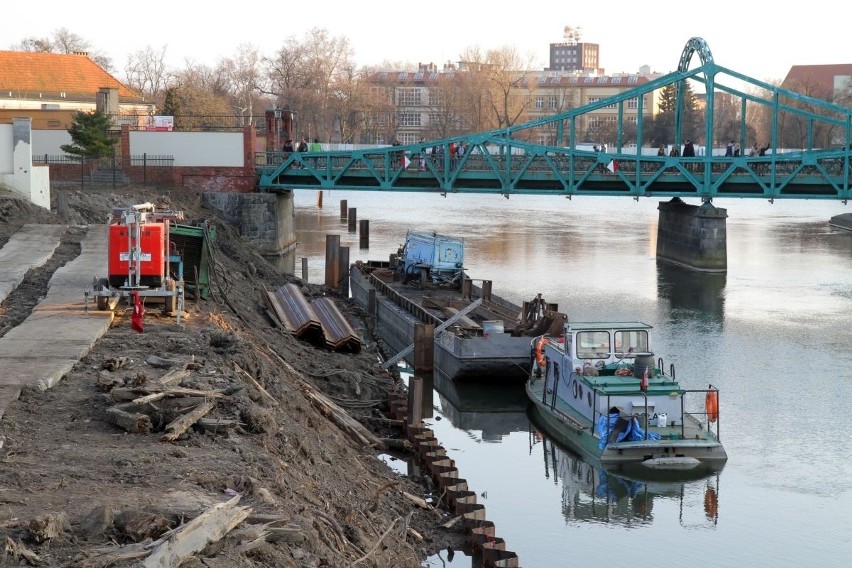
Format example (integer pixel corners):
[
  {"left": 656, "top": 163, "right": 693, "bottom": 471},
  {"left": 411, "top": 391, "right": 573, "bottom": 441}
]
[
  {"left": 633, "top": 352, "right": 655, "bottom": 378},
  {"left": 657, "top": 412, "right": 668, "bottom": 428},
  {"left": 482, "top": 320, "right": 504, "bottom": 336}
]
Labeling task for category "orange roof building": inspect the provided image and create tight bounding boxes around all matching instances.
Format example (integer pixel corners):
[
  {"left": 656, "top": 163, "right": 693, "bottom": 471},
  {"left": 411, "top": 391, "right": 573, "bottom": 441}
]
[{"left": 0, "top": 51, "right": 154, "bottom": 129}]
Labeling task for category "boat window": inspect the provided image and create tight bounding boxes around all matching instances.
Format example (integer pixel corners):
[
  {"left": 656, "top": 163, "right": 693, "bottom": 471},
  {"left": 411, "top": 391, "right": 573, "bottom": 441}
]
[
  {"left": 614, "top": 330, "right": 649, "bottom": 357},
  {"left": 576, "top": 331, "right": 610, "bottom": 359}
]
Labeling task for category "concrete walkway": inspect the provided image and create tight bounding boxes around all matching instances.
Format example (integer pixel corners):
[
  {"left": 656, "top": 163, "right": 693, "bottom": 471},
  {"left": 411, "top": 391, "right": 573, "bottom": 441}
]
[
  {"left": 0, "top": 224, "right": 67, "bottom": 302},
  {"left": 0, "top": 224, "right": 113, "bottom": 419}
]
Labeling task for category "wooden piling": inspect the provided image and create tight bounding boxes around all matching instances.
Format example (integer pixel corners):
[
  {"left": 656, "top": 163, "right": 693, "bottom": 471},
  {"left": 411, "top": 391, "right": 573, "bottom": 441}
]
[
  {"left": 316, "top": 190, "right": 323, "bottom": 208},
  {"left": 338, "top": 246, "right": 350, "bottom": 296},
  {"left": 348, "top": 208, "right": 357, "bottom": 232},
  {"left": 324, "top": 234, "right": 340, "bottom": 288},
  {"left": 482, "top": 280, "right": 492, "bottom": 302},
  {"left": 359, "top": 219, "right": 369, "bottom": 249},
  {"left": 301, "top": 257, "right": 308, "bottom": 282},
  {"left": 407, "top": 377, "right": 424, "bottom": 426},
  {"left": 367, "top": 289, "right": 377, "bottom": 328},
  {"left": 340, "top": 199, "right": 348, "bottom": 220},
  {"left": 462, "top": 278, "right": 472, "bottom": 301},
  {"left": 413, "top": 323, "right": 434, "bottom": 375}
]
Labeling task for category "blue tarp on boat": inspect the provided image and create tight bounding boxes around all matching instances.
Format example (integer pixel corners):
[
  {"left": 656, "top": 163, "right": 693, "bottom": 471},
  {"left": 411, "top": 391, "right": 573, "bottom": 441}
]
[{"left": 596, "top": 412, "right": 661, "bottom": 450}]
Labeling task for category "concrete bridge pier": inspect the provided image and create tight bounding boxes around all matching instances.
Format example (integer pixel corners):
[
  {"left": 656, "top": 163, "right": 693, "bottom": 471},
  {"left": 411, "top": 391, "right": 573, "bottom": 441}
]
[
  {"left": 202, "top": 190, "right": 297, "bottom": 257},
  {"left": 656, "top": 198, "right": 727, "bottom": 272}
]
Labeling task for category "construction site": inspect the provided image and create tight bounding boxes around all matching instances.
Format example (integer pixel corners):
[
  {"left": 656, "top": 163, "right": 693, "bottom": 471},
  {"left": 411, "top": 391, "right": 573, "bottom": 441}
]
[{"left": 0, "top": 186, "right": 469, "bottom": 567}]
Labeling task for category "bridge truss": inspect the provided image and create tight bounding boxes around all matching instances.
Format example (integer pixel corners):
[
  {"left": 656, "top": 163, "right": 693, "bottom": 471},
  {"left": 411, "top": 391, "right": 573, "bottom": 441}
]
[{"left": 258, "top": 38, "right": 852, "bottom": 202}]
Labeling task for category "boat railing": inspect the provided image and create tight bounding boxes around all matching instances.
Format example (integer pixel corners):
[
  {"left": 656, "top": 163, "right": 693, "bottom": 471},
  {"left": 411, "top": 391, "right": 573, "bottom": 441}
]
[
  {"left": 592, "top": 387, "right": 721, "bottom": 442},
  {"left": 365, "top": 271, "right": 443, "bottom": 327}
]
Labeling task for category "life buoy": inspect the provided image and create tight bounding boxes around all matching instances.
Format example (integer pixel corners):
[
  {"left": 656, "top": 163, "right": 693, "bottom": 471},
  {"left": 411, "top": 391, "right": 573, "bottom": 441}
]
[
  {"left": 704, "top": 486, "right": 718, "bottom": 520},
  {"left": 705, "top": 388, "right": 719, "bottom": 423},
  {"left": 535, "top": 336, "right": 548, "bottom": 367}
]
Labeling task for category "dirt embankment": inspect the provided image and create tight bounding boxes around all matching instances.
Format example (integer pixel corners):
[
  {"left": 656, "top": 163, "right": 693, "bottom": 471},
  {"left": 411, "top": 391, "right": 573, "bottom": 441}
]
[{"left": 0, "top": 187, "right": 465, "bottom": 567}]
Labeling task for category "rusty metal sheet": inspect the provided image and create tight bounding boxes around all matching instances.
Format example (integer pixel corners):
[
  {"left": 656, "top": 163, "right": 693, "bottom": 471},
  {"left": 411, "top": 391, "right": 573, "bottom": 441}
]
[
  {"left": 267, "top": 283, "right": 324, "bottom": 345},
  {"left": 312, "top": 297, "right": 362, "bottom": 353}
]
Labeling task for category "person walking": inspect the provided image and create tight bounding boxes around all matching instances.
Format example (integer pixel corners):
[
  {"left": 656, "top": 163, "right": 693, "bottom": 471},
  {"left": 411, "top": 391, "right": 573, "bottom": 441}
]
[
  {"left": 657, "top": 144, "right": 667, "bottom": 156},
  {"left": 725, "top": 140, "right": 734, "bottom": 157},
  {"left": 682, "top": 139, "right": 695, "bottom": 157}
]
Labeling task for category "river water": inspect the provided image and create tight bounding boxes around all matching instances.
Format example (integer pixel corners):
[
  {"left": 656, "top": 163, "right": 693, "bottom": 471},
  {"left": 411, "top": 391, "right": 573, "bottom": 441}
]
[{"left": 287, "top": 190, "right": 852, "bottom": 568}]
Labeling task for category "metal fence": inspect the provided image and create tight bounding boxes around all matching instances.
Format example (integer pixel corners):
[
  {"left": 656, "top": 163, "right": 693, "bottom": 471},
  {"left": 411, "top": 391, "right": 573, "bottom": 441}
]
[
  {"left": 35, "top": 154, "right": 175, "bottom": 188},
  {"left": 111, "top": 114, "right": 267, "bottom": 133}
]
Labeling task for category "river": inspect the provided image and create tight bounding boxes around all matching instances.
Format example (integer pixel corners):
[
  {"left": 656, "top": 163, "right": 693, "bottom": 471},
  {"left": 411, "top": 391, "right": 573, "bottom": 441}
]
[{"left": 286, "top": 190, "right": 852, "bottom": 568}]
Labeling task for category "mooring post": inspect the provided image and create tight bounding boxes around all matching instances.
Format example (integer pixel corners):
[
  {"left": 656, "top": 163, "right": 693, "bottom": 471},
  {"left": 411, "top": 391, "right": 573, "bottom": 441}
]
[
  {"left": 324, "top": 234, "right": 340, "bottom": 288},
  {"left": 359, "top": 219, "right": 369, "bottom": 249},
  {"left": 316, "top": 190, "right": 323, "bottom": 208},
  {"left": 338, "top": 246, "right": 350, "bottom": 296},
  {"left": 340, "top": 199, "right": 348, "bottom": 220},
  {"left": 414, "top": 323, "right": 434, "bottom": 375},
  {"left": 348, "top": 208, "right": 357, "bottom": 233},
  {"left": 301, "top": 257, "right": 308, "bottom": 282}
]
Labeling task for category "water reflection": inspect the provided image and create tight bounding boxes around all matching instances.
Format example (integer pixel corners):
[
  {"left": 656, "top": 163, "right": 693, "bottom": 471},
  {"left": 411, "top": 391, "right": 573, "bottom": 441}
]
[
  {"left": 656, "top": 261, "right": 727, "bottom": 323},
  {"left": 532, "top": 434, "right": 721, "bottom": 527},
  {"left": 432, "top": 371, "right": 528, "bottom": 442}
]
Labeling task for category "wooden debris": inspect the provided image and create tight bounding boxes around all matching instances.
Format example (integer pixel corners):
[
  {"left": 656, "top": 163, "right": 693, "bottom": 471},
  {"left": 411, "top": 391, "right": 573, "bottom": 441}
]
[
  {"left": 266, "top": 524, "right": 305, "bottom": 544},
  {"left": 156, "top": 368, "right": 191, "bottom": 387},
  {"left": 132, "top": 391, "right": 167, "bottom": 405},
  {"left": 295, "top": 378, "right": 385, "bottom": 450},
  {"left": 28, "top": 512, "right": 70, "bottom": 543},
  {"left": 400, "top": 491, "right": 433, "bottom": 511},
  {"left": 233, "top": 363, "right": 278, "bottom": 406},
  {"left": 160, "top": 401, "right": 216, "bottom": 442},
  {"left": 406, "top": 527, "right": 424, "bottom": 542},
  {"left": 141, "top": 495, "right": 250, "bottom": 567},
  {"left": 194, "top": 417, "right": 238, "bottom": 433},
  {"left": 105, "top": 406, "right": 152, "bottom": 434},
  {"left": 4, "top": 536, "right": 43, "bottom": 565},
  {"left": 441, "top": 515, "right": 463, "bottom": 529},
  {"left": 378, "top": 437, "right": 412, "bottom": 451}
]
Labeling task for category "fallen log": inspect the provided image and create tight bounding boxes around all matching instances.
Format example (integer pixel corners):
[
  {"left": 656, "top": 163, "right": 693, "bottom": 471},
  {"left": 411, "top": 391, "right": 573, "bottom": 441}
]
[
  {"left": 105, "top": 406, "right": 152, "bottom": 434},
  {"left": 4, "top": 536, "right": 43, "bottom": 565},
  {"left": 160, "top": 401, "right": 216, "bottom": 442},
  {"left": 378, "top": 437, "right": 412, "bottom": 451},
  {"left": 157, "top": 368, "right": 191, "bottom": 387},
  {"left": 195, "top": 418, "right": 238, "bottom": 433}
]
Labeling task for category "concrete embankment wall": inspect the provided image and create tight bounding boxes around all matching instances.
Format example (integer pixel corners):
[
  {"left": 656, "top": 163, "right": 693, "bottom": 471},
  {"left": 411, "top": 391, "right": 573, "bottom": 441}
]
[
  {"left": 202, "top": 191, "right": 295, "bottom": 255},
  {"left": 656, "top": 198, "right": 728, "bottom": 272}
]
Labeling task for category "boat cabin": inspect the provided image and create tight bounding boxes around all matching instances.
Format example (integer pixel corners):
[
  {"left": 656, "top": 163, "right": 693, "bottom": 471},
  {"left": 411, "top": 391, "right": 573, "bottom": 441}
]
[{"left": 558, "top": 321, "right": 652, "bottom": 373}]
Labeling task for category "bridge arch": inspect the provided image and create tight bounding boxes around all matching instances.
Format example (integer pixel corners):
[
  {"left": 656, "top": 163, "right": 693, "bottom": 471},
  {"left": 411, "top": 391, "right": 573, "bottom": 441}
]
[{"left": 677, "top": 37, "right": 714, "bottom": 72}]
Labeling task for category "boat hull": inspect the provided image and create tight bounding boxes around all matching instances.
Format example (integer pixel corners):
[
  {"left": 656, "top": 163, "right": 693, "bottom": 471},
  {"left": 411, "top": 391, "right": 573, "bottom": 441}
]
[
  {"left": 351, "top": 264, "right": 533, "bottom": 382},
  {"left": 526, "top": 378, "right": 727, "bottom": 474}
]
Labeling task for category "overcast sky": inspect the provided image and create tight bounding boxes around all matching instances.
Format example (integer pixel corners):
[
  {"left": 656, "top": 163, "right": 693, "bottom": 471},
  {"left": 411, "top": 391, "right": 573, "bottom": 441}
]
[{"left": 2, "top": 1, "right": 846, "bottom": 83}]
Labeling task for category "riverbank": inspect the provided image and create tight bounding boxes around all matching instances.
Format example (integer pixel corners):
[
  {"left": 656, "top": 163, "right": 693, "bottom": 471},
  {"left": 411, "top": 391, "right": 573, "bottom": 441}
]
[{"left": 0, "top": 186, "right": 466, "bottom": 567}]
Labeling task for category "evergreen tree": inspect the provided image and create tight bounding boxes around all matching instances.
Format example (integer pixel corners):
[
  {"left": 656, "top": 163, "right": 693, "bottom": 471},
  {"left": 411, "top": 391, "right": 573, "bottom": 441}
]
[
  {"left": 61, "top": 110, "right": 117, "bottom": 158},
  {"left": 162, "top": 87, "right": 181, "bottom": 130}
]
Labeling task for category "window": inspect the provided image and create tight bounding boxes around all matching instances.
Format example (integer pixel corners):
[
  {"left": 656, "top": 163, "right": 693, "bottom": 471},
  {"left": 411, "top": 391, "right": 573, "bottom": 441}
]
[
  {"left": 584, "top": 77, "right": 595, "bottom": 83},
  {"left": 628, "top": 76, "right": 638, "bottom": 83},
  {"left": 613, "top": 330, "right": 649, "bottom": 357},
  {"left": 399, "top": 113, "right": 421, "bottom": 126},
  {"left": 397, "top": 132, "right": 417, "bottom": 145},
  {"left": 588, "top": 96, "right": 601, "bottom": 104},
  {"left": 428, "top": 90, "right": 445, "bottom": 106},
  {"left": 576, "top": 331, "right": 610, "bottom": 359},
  {"left": 548, "top": 96, "right": 557, "bottom": 109},
  {"left": 413, "top": 72, "right": 424, "bottom": 80},
  {"left": 597, "top": 77, "right": 608, "bottom": 84},
  {"left": 627, "top": 97, "right": 639, "bottom": 109},
  {"left": 398, "top": 87, "right": 422, "bottom": 106},
  {"left": 535, "top": 96, "right": 544, "bottom": 109},
  {"left": 611, "top": 77, "right": 622, "bottom": 84}
]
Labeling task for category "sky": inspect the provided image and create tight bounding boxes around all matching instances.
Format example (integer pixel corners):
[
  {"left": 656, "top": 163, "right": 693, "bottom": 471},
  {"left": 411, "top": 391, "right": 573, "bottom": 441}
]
[{"left": 2, "top": 1, "right": 848, "bottom": 84}]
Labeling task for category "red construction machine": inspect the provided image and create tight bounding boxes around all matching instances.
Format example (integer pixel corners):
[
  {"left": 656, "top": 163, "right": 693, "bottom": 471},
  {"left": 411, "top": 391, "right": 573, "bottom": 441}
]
[{"left": 92, "top": 202, "right": 186, "bottom": 323}]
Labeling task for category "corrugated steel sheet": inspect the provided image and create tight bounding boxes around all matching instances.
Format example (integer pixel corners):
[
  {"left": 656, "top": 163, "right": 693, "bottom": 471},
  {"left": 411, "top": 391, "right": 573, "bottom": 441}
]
[
  {"left": 264, "top": 283, "right": 324, "bottom": 345},
  {"left": 312, "top": 297, "right": 362, "bottom": 353}
]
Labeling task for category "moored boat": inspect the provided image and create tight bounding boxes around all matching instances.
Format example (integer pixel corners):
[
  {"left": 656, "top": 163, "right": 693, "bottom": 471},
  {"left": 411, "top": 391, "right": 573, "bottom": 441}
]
[{"left": 526, "top": 320, "right": 727, "bottom": 473}]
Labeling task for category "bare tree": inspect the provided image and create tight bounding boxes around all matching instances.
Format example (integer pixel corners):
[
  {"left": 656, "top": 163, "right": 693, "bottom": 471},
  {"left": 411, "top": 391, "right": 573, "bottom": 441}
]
[
  {"left": 124, "top": 45, "right": 171, "bottom": 104},
  {"left": 219, "top": 43, "right": 264, "bottom": 126},
  {"left": 13, "top": 27, "right": 113, "bottom": 71}
]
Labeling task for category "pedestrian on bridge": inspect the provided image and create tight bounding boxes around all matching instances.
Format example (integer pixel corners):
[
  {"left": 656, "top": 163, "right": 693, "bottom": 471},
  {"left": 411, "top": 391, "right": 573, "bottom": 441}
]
[
  {"left": 682, "top": 140, "right": 696, "bottom": 157},
  {"left": 725, "top": 140, "right": 734, "bottom": 157},
  {"left": 734, "top": 143, "right": 741, "bottom": 157},
  {"left": 657, "top": 144, "right": 667, "bottom": 156}
]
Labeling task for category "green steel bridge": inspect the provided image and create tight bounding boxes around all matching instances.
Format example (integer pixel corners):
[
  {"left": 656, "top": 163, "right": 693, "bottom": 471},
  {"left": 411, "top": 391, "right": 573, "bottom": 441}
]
[{"left": 257, "top": 38, "right": 852, "bottom": 203}]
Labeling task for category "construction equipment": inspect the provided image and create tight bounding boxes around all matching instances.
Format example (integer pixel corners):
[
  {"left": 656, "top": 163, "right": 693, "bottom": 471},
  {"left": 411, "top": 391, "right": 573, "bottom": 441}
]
[
  {"left": 395, "top": 230, "right": 464, "bottom": 289},
  {"left": 92, "top": 202, "right": 186, "bottom": 321}
]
